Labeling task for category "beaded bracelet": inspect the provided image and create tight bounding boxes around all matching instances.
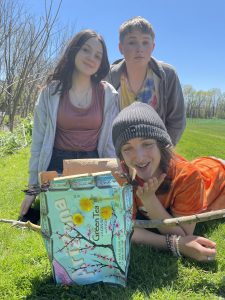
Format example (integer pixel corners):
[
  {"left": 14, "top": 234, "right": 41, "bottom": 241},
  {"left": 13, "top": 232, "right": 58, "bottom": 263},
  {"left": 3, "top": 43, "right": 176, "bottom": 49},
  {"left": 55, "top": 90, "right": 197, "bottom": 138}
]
[
  {"left": 22, "top": 183, "right": 49, "bottom": 196},
  {"left": 165, "top": 234, "right": 171, "bottom": 251},
  {"left": 166, "top": 234, "right": 182, "bottom": 257},
  {"left": 166, "top": 234, "right": 177, "bottom": 256},
  {"left": 175, "top": 235, "right": 182, "bottom": 257}
]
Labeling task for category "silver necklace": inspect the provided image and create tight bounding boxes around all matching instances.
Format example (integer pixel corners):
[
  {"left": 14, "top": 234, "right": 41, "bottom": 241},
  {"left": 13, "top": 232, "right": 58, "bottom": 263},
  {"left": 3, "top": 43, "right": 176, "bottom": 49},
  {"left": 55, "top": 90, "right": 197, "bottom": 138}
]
[
  {"left": 69, "top": 87, "right": 92, "bottom": 108},
  {"left": 127, "top": 69, "right": 148, "bottom": 95}
]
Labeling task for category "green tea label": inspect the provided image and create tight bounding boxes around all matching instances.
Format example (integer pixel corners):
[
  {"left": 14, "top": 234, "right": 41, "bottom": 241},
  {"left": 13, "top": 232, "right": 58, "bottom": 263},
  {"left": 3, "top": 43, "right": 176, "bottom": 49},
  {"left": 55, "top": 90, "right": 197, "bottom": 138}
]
[{"left": 40, "top": 172, "right": 133, "bottom": 286}]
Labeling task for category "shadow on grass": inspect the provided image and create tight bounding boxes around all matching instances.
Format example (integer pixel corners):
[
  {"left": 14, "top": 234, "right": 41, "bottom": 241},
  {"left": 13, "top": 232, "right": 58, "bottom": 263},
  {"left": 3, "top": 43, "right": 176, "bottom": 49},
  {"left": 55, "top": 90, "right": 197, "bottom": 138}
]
[
  {"left": 25, "top": 245, "right": 221, "bottom": 300},
  {"left": 194, "top": 218, "right": 225, "bottom": 236},
  {"left": 26, "top": 247, "right": 220, "bottom": 300},
  {"left": 25, "top": 251, "right": 177, "bottom": 300},
  {"left": 25, "top": 220, "right": 224, "bottom": 300},
  {"left": 188, "top": 278, "right": 225, "bottom": 299}
]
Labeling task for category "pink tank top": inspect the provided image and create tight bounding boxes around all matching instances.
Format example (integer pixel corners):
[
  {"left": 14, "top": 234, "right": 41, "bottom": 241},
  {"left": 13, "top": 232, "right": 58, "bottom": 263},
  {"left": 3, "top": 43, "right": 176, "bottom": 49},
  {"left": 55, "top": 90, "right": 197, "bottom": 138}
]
[{"left": 54, "top": 83, "right": 104, "bottom": 151}]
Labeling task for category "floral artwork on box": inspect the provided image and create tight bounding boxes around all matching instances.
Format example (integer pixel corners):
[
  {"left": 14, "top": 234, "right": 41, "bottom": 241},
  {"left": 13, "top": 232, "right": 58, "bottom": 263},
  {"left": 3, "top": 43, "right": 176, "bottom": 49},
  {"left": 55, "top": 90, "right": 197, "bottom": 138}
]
[{"left": 40, "top": 172, "right": 133, "bottom": 287}]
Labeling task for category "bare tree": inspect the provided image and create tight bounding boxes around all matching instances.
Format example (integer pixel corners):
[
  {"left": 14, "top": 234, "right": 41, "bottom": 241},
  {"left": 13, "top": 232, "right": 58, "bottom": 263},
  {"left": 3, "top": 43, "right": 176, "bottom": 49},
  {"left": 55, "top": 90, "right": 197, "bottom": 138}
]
[
  {"left": 183, "top": 85, "right": 225, "bottom": 119},
  {"left": 0, "top": 0, "right": 68, "bottom": 131}
]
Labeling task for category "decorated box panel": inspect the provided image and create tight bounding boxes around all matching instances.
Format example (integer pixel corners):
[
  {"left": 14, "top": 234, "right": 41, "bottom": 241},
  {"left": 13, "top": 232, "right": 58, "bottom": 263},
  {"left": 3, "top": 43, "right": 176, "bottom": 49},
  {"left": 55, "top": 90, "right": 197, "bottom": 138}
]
[{"left": 40, "top": 172, "right": 133, "bottom": 287}]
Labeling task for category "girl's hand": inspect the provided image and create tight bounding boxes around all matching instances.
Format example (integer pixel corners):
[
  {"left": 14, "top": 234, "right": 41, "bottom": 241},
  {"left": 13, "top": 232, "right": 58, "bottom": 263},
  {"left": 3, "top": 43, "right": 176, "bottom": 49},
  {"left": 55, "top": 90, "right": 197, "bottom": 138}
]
[
  {"left": 136, "top": 173, "right": 166, "bottom": 201},
  {"left": 179, "top": 235, "right": 216, "bottom": 262},
  {"left": 20, "top": 195, "right": 36, "bottom": 216}
]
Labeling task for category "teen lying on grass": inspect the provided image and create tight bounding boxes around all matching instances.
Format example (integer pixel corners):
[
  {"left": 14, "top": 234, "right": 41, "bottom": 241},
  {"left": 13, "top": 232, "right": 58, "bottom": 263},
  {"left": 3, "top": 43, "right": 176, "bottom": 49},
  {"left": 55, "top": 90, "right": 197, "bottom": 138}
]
[{"left": 112, "top": 102, "right": 225, "bottom": 262}]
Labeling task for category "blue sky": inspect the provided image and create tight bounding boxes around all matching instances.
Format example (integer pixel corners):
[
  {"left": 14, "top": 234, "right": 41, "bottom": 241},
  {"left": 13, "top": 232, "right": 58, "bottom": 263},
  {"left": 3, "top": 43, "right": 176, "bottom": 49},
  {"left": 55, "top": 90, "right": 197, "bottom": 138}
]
[{"left": 22, "top": 0, "right": 225, "bottom": 92}]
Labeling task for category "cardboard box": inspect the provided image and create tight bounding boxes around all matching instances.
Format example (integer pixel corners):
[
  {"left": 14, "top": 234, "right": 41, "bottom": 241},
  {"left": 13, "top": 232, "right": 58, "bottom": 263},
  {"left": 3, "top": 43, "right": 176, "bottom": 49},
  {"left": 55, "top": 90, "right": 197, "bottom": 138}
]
[{"left": 39, "top": 159, "right": 133, "bottom": 286}]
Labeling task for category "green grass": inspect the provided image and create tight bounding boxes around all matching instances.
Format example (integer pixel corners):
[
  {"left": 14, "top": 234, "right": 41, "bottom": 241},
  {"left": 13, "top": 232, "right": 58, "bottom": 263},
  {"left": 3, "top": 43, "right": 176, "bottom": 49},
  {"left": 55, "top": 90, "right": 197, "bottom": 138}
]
[
  {"left": 176, "top": 118, "right": 225, "bottom": 159},
  {"left": 0, "top": 119, "right": 225, "bottom": 299}
]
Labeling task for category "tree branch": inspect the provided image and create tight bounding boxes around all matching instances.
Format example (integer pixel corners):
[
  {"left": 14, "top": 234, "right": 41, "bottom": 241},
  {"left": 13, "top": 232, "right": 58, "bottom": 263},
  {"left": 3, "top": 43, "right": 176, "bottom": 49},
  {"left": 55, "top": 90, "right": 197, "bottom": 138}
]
[
  {"left": 134, "top": 209, "right": 225, "bottom": 229},
  {"left": 0, "top": 219, "right": 41, "bottom": 232},
  {"left": 1, "top": 209, "right": 225, "bottom": 232}
]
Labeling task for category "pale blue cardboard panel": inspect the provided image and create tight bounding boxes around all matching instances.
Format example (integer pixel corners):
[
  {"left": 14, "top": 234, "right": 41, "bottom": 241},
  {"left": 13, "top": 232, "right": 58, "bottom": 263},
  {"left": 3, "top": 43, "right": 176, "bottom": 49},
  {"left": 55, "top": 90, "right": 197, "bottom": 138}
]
[{"left": 40, "top": 172, "right": 133, "bottom": 286}]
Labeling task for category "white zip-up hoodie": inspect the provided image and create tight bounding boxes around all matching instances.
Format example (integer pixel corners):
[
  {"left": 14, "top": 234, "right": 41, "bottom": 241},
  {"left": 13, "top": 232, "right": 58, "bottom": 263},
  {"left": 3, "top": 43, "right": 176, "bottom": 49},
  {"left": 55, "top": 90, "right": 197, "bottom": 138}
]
[{"left": 28, "top": 81, "right": 119, "bottom": 185}]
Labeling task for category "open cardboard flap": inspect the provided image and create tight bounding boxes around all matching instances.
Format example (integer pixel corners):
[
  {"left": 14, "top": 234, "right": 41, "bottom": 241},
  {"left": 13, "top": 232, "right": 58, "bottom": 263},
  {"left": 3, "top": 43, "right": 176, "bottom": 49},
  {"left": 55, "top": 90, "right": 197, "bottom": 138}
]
[{"left": 39, "top": 158, "right": 126, "bottom": 186}]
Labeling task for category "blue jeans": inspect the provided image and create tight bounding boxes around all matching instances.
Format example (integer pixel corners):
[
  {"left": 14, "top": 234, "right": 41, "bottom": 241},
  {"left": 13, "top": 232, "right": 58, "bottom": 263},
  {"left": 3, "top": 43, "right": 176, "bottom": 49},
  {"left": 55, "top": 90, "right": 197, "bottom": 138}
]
[{"left": 47, "top": 148, "right": 99, "bottom": 174}]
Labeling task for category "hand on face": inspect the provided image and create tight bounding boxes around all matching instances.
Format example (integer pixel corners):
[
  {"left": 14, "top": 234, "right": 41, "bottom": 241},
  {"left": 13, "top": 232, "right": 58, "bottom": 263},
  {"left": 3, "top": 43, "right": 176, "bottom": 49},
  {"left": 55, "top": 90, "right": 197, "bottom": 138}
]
[
  {"left": 121, "top": 138, "right": 162, "bottom": 182},
  {"left": 136, "top": 173, "right": 166, "bottom": 201}
]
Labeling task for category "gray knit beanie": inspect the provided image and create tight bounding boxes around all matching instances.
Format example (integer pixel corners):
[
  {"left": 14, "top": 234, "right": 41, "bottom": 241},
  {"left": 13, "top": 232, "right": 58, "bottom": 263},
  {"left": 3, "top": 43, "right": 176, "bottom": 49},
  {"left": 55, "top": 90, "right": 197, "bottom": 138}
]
[{"left": 112, "top": 102, "right": 172, "bottom": 157}]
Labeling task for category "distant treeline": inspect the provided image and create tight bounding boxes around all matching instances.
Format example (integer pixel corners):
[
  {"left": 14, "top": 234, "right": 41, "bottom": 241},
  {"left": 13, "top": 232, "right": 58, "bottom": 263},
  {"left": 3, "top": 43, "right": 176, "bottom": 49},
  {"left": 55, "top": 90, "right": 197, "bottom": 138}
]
[
  {"left": 0, "top": 0, "right": 224, "bottom": 132},
  {"left": 183, "top": 85, "right": 225, "bottom": 119}
]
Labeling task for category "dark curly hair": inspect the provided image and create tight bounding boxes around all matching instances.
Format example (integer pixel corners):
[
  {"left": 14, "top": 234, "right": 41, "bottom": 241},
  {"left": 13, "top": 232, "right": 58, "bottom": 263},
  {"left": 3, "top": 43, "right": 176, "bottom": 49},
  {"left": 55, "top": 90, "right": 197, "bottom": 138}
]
[
  {"left": 46, "top": 29, "right": 110, "bottom": 95},
  {"left": 155, "top": 141, "right": 174, "bottom": 194}
]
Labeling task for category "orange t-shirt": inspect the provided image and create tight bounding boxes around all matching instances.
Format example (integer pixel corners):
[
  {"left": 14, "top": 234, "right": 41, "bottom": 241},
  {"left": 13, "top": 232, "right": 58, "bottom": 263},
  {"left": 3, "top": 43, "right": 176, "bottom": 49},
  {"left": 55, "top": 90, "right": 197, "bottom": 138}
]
[{"left": 133, "top": 155, "right": 225, "bottom": 218}]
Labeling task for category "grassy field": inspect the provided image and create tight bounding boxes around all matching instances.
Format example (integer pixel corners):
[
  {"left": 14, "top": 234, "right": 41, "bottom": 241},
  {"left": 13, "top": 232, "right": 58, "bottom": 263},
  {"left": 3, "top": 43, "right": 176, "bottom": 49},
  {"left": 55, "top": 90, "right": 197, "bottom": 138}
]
[
  {"left": 0, "top": 118, "right": 225, "bottom": 300},
  {"left": 176, "top": 118, "right": 225, "bottom": 159}
]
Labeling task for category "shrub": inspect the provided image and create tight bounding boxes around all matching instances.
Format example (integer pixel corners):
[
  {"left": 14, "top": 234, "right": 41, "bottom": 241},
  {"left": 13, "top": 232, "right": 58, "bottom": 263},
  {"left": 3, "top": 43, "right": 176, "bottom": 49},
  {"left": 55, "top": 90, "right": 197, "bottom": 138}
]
[
  {"left": 20, "top": 115, "right": 33, "bottom": 144},
  {"left": 0, "top": 116, "right": 33, "bottom": 157}
]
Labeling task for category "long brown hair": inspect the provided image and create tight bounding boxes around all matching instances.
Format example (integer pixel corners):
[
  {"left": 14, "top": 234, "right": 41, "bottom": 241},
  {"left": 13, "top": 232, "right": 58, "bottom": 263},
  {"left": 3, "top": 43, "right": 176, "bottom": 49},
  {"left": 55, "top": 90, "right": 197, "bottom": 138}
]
[
  {"left": 156, "top": 142, "right": 174, "bottom": 194},
  {"left": 46, "top": 29, "right": 110, "bottom": 95}
]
